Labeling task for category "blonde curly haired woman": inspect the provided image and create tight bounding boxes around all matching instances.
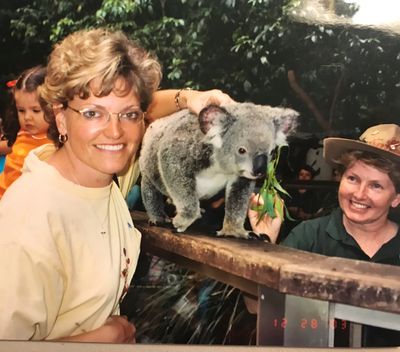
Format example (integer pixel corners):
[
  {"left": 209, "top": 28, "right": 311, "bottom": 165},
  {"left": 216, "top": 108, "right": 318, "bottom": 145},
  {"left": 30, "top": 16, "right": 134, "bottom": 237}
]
[{"left": 0, "top": 28, "right": 233, "bottom": 342}]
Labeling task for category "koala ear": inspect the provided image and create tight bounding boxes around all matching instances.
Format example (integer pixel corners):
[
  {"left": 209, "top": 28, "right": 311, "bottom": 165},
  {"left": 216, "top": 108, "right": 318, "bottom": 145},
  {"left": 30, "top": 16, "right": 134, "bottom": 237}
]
[
  {"left": 198, "top": 105, "right": 229, "bottom": 134},
  {"left": 273, "top": 108, "right": 299, "bottom": 146}
]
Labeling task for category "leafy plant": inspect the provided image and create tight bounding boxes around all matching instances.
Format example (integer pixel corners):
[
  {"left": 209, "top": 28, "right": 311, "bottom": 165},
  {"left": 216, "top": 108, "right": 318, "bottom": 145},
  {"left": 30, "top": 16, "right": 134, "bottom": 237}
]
[
  {"left": 254, "top": 146, "right": 293, "bottom": 223},
  {"left": 2, "top": 0, "right": 400, "bottom": 134}
]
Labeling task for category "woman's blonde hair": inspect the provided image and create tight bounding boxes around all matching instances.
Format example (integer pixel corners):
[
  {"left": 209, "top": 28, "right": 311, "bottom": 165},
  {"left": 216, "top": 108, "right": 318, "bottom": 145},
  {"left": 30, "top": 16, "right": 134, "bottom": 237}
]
[{"left": 39, "top": 28, "right": 162, "bottom": 146}]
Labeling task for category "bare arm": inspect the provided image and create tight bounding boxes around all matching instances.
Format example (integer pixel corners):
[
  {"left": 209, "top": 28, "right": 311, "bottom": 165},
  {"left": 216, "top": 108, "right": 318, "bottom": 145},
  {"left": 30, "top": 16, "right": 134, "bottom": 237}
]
[
  {"left": 53, "top": 316, "right": 136, "bottom": 343},
  {"left": 0, "top": 139, "right": 11, "bottom": 155},
  {"left": 146, "top": 89, "right": 235, "bottom": 123}
]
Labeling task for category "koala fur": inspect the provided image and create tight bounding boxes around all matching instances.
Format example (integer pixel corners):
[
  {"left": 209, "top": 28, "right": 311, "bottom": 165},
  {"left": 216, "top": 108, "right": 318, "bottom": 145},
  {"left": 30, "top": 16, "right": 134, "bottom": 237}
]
[{"left": 139, "top": 102, "right": 298, "bottom": 238}]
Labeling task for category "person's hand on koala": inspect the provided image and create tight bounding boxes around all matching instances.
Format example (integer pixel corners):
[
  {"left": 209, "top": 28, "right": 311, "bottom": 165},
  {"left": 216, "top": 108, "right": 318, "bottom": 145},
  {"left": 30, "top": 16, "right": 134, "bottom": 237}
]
[
  {"left": 183, "top": 89, "right": 236, "bottom": 115},
  {"left": 145, "top": 89, "right": 235, "bottom": 124}
]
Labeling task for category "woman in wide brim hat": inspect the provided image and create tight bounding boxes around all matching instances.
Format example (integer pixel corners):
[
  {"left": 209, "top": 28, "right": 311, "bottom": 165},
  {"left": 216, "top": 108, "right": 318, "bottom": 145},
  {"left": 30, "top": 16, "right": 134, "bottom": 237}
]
[
  {"left": 249, "top": 123, "right": 400, "bottom": 347},
  {"left": 323, "top": 124, "right": 400, "bottom": 169}
]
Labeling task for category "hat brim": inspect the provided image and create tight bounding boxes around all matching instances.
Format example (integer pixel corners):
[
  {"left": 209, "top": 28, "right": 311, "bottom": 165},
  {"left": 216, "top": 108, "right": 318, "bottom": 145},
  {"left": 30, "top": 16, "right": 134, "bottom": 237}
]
[{"left": 323, "top": 137, "right": 400, "bottom": 167}]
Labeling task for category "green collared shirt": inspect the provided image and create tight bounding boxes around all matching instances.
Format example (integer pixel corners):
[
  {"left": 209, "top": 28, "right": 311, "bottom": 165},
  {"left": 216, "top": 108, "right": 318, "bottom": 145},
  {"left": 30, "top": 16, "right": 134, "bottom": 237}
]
[
  {"left": 282, "top": 207, "right": 400, "bottom": 266},
  {"left": 282, "top": 208, "right": 400, "bottom": 347}
]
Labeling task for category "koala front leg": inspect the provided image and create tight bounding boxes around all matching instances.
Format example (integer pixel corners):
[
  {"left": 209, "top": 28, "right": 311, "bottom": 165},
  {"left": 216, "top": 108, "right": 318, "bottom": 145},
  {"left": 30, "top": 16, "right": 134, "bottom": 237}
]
[
  {"left": 158, "top": 145, "right": 203, "bottom": 232},
  {"left": 141, "top": 175, "right": 171, "bottom": 225},
  {"left": 162, "top": 176, "right": 201, "bottom": 232},
  {"left": 167, "top": 187, "right": 202, "bottom": 232},
  {"left": 217, "top": 178, "right": 255, "bottom": 239}
]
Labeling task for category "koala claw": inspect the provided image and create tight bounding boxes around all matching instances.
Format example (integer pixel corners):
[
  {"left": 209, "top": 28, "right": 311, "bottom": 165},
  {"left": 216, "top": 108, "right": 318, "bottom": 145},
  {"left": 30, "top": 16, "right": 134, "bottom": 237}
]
[
  {"left": 148, "top": 220, "right": 158, "bottom": 226},
  {"left": 248, "top": 231, "right": 260, "bottom": 240},
  {"left": 172, "top": 210, "right": 201, "bottom": 233},
  {"left": 148, "top": 217, "right": 172, "bottom": 228},
  {"left": 172, "top": 217, "right": 192, "bottom": 233},
  {"left": 216, "top": 228, "right": 250, "bottom": 239},
  {"left": 248, "top": 231, "right": 271, "bottom": 242}
]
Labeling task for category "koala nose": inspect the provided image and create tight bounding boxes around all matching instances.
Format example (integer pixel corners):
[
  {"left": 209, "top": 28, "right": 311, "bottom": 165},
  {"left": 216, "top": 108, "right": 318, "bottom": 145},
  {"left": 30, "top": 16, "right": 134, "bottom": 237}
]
[{"left": 253, "top": 154, "right": 268, "bottom": 177}]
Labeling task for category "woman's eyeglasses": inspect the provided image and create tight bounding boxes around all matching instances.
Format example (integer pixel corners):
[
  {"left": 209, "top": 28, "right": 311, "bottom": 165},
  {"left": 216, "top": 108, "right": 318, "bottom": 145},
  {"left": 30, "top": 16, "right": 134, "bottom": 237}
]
[{"left": 67, "top": 105, "right": 144, "bottom": 127}]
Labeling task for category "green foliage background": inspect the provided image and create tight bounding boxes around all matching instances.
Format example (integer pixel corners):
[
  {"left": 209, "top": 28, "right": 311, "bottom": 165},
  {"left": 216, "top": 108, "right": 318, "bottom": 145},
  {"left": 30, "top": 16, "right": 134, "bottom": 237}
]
[{"left": 1, "top": 0, "right": 400, "bottom": 133}]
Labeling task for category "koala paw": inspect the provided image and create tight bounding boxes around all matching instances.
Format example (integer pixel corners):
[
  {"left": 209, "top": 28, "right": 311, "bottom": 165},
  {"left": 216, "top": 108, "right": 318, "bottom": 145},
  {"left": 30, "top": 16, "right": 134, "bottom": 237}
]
[
  {"left": 172, "top": 211, "right": 201, "bottom": 233},
  {"left": 148, "top": 216, "right": 172, "bottom": 227},
  {"left": 248, "top": 231, "right": 271, "bottom": 242},
  {"left": 172, "top": 216, "right": 194, "bottom": 233},
  {"left": 216, "top": 227, "right": 250, "bottom": 239}
]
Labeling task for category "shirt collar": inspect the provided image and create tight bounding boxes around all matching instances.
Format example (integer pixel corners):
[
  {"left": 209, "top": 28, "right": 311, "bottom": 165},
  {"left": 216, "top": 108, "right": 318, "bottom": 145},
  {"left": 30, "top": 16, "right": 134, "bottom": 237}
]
[
  {"left": 326, "top": 207, "right": 400, "bottom": 260},
  {"left": 326, "top": 208, "right": 349, "bottom": 242}
]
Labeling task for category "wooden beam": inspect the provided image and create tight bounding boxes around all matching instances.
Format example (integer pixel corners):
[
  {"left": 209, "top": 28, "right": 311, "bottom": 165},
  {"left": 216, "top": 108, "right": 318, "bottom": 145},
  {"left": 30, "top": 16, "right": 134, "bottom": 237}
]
[{"left": 132, "top": 211, "right": 400, "bottom": 314}]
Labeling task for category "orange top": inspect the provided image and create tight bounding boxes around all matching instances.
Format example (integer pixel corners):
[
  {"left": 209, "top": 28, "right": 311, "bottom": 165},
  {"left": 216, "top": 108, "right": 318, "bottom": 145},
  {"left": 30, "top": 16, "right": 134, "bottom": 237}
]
[{"left": 0, "top": 131, "right": 52, "bottom": 198}]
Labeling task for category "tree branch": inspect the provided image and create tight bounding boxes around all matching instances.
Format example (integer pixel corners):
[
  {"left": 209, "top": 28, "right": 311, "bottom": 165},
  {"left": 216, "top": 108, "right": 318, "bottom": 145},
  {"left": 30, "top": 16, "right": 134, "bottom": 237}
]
[
  {"left": 329, "top": 65, "right": 345, "bottom": 127},
  {"left": 287, "top": 69, "right": 331, "bottom": 132}
]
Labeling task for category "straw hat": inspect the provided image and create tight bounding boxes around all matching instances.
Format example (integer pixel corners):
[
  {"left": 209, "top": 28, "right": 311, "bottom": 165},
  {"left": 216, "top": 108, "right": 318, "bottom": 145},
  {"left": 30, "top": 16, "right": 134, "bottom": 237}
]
[{"left": 323, "top": 124, "right": 400, "bottom": 166}]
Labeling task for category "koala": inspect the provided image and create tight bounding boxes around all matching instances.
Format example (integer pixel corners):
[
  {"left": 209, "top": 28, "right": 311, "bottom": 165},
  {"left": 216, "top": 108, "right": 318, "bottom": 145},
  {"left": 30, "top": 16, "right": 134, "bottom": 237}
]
[{"left": 139, "top": 102, "right": 298, "bottom": 239}]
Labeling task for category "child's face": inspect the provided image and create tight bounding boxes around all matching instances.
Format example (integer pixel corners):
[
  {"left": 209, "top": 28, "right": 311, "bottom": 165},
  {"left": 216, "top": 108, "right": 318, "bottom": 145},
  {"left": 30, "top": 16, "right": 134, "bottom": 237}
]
[
  {"left": 298, "top": 168, "right": 312, "bottom": 181},
  {"left": 15, "top": 90, "right": 49, "bottom": 135}
]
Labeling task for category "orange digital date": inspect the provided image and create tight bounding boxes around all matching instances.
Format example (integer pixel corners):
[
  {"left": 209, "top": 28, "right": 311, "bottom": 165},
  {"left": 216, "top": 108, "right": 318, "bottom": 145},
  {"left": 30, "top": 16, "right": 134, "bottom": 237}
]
[{"left": 272, "top": 318, "right": 347, "bottom": 330}]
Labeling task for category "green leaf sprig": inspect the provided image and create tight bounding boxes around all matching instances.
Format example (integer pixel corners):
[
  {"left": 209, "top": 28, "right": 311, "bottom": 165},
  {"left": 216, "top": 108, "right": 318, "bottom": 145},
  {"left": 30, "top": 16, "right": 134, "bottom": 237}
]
[{"left": 253, "top": 146, "right": 294, "bottom": 224}]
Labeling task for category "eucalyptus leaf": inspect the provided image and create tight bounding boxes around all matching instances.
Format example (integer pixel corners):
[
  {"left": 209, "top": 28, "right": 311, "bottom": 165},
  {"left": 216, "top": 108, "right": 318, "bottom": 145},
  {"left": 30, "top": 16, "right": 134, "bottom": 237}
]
[
  {"left": 285, "top": 206, "right": 296, "bottom": 221},
  {"left": 257, "top": 146, "right": 292, "bottom": 223},
  {"left": 274, "top": 195, "right": 284, "bottom": 220},
  {"left": 273, "top": 180, "right": 291, "bottom": 197},
  {"left": 264, "top": 192, "right": 275, "bottom": 217}
]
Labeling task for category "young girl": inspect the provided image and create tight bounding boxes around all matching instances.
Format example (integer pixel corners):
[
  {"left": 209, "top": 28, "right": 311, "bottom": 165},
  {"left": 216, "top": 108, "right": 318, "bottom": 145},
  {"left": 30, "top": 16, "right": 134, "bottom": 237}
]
[{"left": 0, "top": 65, "right": 52, "bottom": 198}]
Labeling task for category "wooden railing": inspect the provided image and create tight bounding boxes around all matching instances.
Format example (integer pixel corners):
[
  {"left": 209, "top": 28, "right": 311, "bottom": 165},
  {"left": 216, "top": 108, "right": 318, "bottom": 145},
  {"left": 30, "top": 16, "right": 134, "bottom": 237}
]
[
  {"left": 1, "top": 210, "right": 399, "bottom": 351},
  {"left": 131, "top": 211, "right": 400, "bottom": 348},
  {"left": 4, "top": 341, "right": 398, "bottom": 352}
]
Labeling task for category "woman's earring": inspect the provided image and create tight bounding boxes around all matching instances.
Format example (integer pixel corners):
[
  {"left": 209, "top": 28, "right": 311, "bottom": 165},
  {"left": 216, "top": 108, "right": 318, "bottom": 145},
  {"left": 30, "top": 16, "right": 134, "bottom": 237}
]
[{"left": 58, "top": 134, "right": 68, "bottom": 144}]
